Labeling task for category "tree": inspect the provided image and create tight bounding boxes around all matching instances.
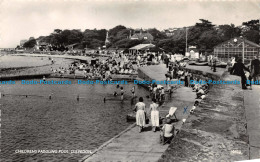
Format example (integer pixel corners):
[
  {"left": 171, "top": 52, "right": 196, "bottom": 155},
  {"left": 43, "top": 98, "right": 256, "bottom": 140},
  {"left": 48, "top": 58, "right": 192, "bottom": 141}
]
[
  {"left": 109, "top": 25, "right": 127, "bottom": 37},
  {"left": 195, "top": 19, "right": 215, "bottom": 29},
  {"left": 113, "top": 39, "right": 142, "bottom": 48},
  {"left": 147, "top": 28, "right": 167, "bottom": 41},
  {"left": 198, "top": 30, "right": 222, "bottom": 52},
  {"left": 109, "top": 25, "right": 127, "bottom": 44},
  {"left": 218, "top": 24, "right": 241, "bottom": 41},
  {"left": 23, "top": 39, "right": 36, "bottom": 48},
  {"left": 243, "top": 30, "right": 260, "bottom": 44},
  {"left": 242, "top": 19, "right": 259, "bottom": 44},
  {"left": 54, "top": 29, "right": 62, "bottom": 34},
  {"left": 29, "top": 37, "right": 35, "bottom": 40},
  {"left": 242, "top": 19, "right": 259, "bottom": 30}
]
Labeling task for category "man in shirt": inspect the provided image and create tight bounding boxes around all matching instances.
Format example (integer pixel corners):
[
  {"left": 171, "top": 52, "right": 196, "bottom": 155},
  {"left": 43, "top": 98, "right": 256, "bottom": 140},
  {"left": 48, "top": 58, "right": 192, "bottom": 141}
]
[{"left": 251, "top": 56, "right": 260, "bottom": 81}]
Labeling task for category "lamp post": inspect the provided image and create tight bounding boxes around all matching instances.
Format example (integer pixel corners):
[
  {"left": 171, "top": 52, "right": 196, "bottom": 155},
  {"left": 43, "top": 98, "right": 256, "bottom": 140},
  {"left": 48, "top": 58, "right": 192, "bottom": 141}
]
[
  {"left": 234, "top": 38, "right": 244, "bottom": 63},
  {"left": 240, "top": 36, "right": 245, "bottom": 63},
  {"left": 185, "top": 27, "right": 188, "bottom": 56}
]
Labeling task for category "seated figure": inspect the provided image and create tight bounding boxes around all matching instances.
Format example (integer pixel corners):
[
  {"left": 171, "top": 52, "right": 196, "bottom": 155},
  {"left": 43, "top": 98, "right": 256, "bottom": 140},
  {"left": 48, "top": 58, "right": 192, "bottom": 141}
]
[
  {"left": 160, "top": 118, "right": 175, "bottom": 145},
  {"left": 196, "top": 88, "right": 205, "bottom": 98}
]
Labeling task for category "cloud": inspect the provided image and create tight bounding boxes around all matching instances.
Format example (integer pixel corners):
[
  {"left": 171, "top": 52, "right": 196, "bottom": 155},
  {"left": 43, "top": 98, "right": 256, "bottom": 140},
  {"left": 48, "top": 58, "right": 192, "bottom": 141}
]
[{"left": 0, "top": 0, "right": 259, "bottom": 48}]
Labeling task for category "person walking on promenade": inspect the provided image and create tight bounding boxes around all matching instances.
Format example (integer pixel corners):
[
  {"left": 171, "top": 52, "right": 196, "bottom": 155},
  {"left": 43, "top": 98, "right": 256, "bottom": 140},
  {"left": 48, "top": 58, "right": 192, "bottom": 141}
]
[
  {"left": 230, "top": 58, "right": 250, "bottom": 89},
  {"left": 251, "top": 56, "right": 260, "bottom": 81},
  {"left": 213, "top": 57, "right": 217, "bottom": 72},
  {"left": 150, "top": 98, "right": 160, "bottom": 132},
  {"left": 134, "top": 97, "right": 146, "bottom": 133},
  {"left": 165, "top": 56, "right": 169, "bottom": 68},
  {"left": 148, "top": 84, "right": 153, "bottom": 97},
  {"left": 131, "top": 86, "right": 135, "bottom": 98},
  {"left": 160, "top": 87, "right": 165, "bottom": 101},
  {"left": 120, "top": 87, "right": 125, "bottom": 101},
  {"left": 184, "top": 70, "right": 189, "bottom": 87},
  {"left": 152, "top": 85, "right": 158, "bottom": 100}
]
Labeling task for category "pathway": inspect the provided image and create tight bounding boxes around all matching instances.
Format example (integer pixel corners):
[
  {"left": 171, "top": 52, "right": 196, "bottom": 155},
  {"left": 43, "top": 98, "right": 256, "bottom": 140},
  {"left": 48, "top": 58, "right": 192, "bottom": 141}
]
[
  {"left": 81, "top": 65, "right": 197, "bottom": 161},
  {"left": 244, "top": 85, "right": 260, "bottom": 159},
  {"left": 138, "top": 64, "right": 168, "bottom": 81}
]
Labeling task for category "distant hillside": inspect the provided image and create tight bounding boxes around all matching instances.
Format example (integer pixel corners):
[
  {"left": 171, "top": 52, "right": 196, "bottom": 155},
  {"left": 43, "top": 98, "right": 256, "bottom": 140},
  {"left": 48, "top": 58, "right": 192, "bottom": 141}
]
[{"left": 21, "top": 19, "right": 259, "bottom": 54}]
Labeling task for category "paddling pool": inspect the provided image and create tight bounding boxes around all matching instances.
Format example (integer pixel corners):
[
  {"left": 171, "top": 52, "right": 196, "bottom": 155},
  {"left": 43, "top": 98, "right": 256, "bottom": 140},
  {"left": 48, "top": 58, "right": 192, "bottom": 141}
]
[{"left": 0, "top": 78, "right": 150, "bottom": 161}]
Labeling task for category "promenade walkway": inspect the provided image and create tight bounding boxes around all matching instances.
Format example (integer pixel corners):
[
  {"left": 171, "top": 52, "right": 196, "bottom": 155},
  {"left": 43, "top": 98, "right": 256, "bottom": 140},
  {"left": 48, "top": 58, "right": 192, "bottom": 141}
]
[
  {"left": 244, "top": 85, "right": 260, "bottom": 159},
  {"left": 138, "top": 64, "right": 168, "bottom": 81},
  {"left": 82, "top": 64, "right": 260, "bottom": 162},
  {"left": 81, "top": 65, "right": 196, "bottom": 162}
]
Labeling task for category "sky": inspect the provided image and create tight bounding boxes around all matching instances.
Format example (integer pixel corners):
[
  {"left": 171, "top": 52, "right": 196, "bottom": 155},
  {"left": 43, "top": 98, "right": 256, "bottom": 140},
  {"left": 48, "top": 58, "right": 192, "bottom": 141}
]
[{"left": 0, "top": 0, "right": 259, "bottom": 48}]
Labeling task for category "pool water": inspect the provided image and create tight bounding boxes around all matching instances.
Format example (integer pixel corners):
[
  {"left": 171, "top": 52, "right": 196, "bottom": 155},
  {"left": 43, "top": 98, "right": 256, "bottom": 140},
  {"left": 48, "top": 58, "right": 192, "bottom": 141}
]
[
  {"left": 0, "top": 55, "right": 51, "bottom": 69},
  {"left": 0, "top": 78, "right": 150, "bottom": 162}
]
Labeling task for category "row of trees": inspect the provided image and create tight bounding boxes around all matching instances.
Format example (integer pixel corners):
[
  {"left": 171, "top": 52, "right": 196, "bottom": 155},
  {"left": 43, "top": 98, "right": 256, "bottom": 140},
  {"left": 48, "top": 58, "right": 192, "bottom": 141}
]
[
  {"left": 157, "top": 19, "right": 259, "bottom": 54},
  {"left": 22, "top": 19, "right": 259, "bottom": 54}
]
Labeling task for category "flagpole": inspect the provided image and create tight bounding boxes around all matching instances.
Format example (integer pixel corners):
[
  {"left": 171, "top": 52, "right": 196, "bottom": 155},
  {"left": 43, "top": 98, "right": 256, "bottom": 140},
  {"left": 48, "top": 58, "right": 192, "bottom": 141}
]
[{"left": 185, "top": 27, "right": 188, "bottom": 55}]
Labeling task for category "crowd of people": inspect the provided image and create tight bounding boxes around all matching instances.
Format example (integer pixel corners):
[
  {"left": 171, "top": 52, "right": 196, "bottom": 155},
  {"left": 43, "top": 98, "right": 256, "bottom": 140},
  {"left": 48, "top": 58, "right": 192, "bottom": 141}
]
[
  {"left": 49, "top": 51, "right": 189, "bottom": 81},
  {"left": 50, "top": 51, "right": 175, "bottom": 79},
  {"left": 132, "top": 56, "right": 260, "bottom": 145},
  {"left": 132, "top": 58, "right": 211, "bottom": 147},
  {"left": 50, "top": 50, "right": 260, "bottom": 145}
]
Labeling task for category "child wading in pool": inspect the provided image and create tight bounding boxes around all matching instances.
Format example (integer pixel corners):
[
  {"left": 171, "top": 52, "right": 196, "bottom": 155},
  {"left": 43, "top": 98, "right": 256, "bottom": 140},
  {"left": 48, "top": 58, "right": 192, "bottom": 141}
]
[
  {"left": 131, "top": 86, "right": 135, "bottom": 98},
  {"left": 120, "top": 87, "right": 125, "bottom": 101}
]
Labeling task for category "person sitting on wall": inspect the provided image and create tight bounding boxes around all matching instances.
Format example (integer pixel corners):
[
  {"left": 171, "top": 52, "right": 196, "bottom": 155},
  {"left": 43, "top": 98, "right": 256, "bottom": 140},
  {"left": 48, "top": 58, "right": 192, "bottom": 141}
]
[
  {"left": 160, "top": 118, "right": 175, "bottom": 145},
  {"left": 196, "top": 88, "right": 205, "bottom": 99},
  {"left": 113, "top": 91, "right": 118, "bottom": 97},
  {"left": 251, "top": 56, "right": 260, "bottom": 82}
]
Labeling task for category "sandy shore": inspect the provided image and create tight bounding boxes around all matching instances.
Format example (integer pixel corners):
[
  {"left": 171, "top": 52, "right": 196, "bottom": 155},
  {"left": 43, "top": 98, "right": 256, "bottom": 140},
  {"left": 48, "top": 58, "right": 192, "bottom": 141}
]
[{"left": 0, "top": 54, "right": 108, "bottom": 78}]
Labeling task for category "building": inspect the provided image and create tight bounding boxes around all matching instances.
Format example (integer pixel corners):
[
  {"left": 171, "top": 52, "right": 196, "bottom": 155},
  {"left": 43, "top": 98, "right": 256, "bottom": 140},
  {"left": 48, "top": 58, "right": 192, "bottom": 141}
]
[
  {"left": 162, "top": 28, "right": 179, "bottom": 37},
  {"left": 186, "top": 46, "right": 199, "bottom": 59},
  {"left": 214, "top": 37, "right": 260, "bottom": 62},
  {"left": 130, "top": 29, "right": 154, "bottom": 42},
  {"left": 129, "top": 43, "right": 155, "bottom": 55}
]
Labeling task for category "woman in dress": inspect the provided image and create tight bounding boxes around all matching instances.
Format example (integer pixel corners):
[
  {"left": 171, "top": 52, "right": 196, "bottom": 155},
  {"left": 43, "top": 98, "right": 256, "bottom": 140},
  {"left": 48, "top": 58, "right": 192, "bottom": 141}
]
[
  {"left": 150, "top": 98, "right": 159, "bottom": 132},
  {"left": 134, "top": 97, "right": 146, "bottom": 133}
]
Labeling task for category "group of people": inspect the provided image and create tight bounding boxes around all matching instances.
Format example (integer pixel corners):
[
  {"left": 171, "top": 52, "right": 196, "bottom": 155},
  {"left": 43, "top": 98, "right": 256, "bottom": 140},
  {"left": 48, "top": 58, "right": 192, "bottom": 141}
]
[
  {"left": 113, "top": 85, "right": 136, "bottom": 101},
  {"left": 230, "top": 56, "right": 260, "bottom": 89},
  {"left": 148, "top": 84, "right": 166, "bottom": 102},
  {"left": 134, "top": 97, "right": 160, "bottom": 133},
  {"left": 133, "top": 96, "right": 179, "bottom": 145}
]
